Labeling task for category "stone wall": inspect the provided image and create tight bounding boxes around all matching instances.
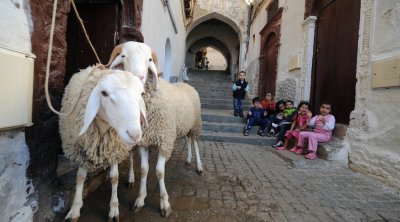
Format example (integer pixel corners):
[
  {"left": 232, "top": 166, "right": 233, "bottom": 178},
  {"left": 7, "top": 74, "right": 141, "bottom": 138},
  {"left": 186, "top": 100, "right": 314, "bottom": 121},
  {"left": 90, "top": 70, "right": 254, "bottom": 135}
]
[
  {"left": 26, "top": 0, "right": 70, "bottom": 179},
  {"left": 348, "top": 0, "right": 400, "bottom": 189}
]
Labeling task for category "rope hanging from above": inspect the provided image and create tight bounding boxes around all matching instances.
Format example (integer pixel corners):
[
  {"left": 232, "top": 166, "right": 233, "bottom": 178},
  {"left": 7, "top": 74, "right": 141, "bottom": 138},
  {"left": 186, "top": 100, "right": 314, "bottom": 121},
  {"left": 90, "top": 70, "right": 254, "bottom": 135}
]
[{"left": 45, "top": 0, "right": 103, "bottom": 116}]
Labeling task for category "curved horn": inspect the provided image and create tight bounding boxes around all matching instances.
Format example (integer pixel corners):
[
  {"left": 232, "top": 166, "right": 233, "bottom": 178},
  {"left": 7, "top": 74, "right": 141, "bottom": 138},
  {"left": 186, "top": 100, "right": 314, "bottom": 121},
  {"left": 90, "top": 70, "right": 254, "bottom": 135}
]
[
  {"left": 149, "top": 49, "right": 159, "bottom": 88},
  {"left": 105, "top": 44, "right": 123, "bottom": 67}
]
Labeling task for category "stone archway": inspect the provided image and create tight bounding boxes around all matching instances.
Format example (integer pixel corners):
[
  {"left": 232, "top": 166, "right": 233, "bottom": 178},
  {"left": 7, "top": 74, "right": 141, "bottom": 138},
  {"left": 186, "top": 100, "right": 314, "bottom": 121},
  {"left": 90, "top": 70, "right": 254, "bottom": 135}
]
[
  {"left": 186, "top": 37, "right": 231, "bottom": 72},
  {"left": 186, "top": 15, "right": 240, "bottom": 79}
]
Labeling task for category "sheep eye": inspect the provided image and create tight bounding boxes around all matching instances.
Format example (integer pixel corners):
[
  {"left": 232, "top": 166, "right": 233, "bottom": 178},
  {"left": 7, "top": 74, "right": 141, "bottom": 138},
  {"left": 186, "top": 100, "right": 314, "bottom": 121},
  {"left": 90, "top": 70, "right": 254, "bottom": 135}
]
[
  {"left": 141, "top": 92, "right": 145, "bottom": 96},
  {"left": 101, "top": 91, "right": 109, "bottom": 97},
  {"left": 121, "top": 55, "right": 125, "bottom": 58},
  {"left": 149, "top": 58, "right": 152, "bottom": 62}
]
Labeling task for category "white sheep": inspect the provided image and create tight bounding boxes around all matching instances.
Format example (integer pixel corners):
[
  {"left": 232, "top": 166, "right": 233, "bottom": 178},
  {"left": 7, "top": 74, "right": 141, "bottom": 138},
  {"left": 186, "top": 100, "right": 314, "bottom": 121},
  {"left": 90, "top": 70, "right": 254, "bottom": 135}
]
[
  {"left": 107, "top": 41, "right": 203, "bottom": 217},
  {"left": 59, "top": 66, "right": 147, "bottom": 221}
]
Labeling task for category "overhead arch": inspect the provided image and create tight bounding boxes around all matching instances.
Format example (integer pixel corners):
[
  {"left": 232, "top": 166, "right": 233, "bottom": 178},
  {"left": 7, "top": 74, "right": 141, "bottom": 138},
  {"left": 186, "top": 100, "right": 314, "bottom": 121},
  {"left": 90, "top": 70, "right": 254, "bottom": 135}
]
[
  {"left": 186, "top": 37, "right": 231, "bottom": 70},
  {"left": 187, "top": 12, "right": 242, "bottom": 42}
]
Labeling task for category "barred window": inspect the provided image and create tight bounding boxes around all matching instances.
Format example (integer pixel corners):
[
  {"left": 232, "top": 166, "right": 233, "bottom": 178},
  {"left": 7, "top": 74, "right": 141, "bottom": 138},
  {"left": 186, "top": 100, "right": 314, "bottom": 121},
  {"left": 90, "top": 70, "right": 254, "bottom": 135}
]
[{"left": 267, "top": 0, "right": 279, "bottom": 23}]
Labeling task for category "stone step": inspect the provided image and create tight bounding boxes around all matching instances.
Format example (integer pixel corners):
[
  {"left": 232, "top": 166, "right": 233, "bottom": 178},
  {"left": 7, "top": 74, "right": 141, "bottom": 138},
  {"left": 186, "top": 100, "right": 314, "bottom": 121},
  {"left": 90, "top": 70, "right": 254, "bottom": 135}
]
[
  {"left": 203, "top": 121, "right": 267, "bottom": 134},
  {"left": 200, "top": 98, "right": 251, "bottom": 106},
  {"left": 201, "top": 109, "right": 245, "bottom": 123},
  {"left": 201, "top": 103, "right": 251, "bottom": 110},
  {"left": 201, "top": 131, "right": 275, "bottom": 146}
]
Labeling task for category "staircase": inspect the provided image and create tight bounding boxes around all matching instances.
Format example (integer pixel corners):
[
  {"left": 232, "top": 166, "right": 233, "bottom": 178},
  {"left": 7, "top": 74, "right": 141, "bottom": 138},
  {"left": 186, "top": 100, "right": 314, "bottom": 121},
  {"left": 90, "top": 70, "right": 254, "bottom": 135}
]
[{"left": 187, "top": 70, "right": 275, "bottom": 146}]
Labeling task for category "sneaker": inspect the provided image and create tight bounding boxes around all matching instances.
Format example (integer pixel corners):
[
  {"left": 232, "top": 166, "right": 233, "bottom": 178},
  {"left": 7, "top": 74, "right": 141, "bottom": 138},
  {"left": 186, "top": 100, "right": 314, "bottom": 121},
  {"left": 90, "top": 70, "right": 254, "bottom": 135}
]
[
  {"left": 276, "top": 146, "right": 285, "bottom": 151},
  {"left": 257, "top": 130, "right": 265, "bottom": 137},
  {"left": 271, "top": 123, "right": 278, "bottom": 128},
  {"left": 272, "top": 141, "right": 283, "bottom": 147},
  {"left": 243, "top": 129, "right": 249, "bottom": 136}
]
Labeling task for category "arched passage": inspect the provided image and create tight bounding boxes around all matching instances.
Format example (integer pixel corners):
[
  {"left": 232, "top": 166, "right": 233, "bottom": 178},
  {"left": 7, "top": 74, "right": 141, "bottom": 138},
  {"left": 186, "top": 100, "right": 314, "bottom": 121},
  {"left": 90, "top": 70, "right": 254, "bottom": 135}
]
[
  {"left": 186, "top": 37, "right": 231, "bottom": 72},
  {"left": 186, "top": 15, "right": 240, "bottom": 78}
]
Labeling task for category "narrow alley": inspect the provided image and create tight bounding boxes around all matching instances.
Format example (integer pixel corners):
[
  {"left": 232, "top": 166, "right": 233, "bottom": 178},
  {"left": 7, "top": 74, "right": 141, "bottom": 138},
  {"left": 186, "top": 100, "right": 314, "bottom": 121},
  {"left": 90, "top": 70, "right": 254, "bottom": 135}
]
[{"left": 58, "top": 70, "right": 400, "bottom": 222}]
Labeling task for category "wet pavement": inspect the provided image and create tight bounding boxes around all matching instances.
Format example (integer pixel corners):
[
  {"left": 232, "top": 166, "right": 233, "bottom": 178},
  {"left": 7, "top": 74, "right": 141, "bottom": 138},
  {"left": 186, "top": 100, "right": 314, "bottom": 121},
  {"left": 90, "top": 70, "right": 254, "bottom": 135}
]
[{"left": 68, "top": 139, "right": 400, "bottom": 222}]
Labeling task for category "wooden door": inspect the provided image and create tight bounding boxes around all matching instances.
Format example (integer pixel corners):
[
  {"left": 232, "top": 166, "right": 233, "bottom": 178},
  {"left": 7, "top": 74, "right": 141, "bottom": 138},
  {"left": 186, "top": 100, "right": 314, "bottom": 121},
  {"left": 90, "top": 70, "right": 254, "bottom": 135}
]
[
  {"left": 259, "top": 32, "right": 279, "bottom": 97},
  {"left": 65, "top": 0, "right": 120, "bottom": 86},
  {"left": 312, "top": 0, "right": 360, "bottom": 123}
]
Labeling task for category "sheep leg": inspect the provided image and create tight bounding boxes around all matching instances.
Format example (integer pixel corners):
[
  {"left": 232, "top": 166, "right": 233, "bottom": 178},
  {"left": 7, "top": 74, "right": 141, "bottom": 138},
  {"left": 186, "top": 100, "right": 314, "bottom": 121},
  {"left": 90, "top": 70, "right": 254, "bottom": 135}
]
[
  {"left": 185, "top": 137, "right": 192, "bottom": 165},
  {"left": 127, "top": 149, "right": 135, "bottom": 189},
  {"left": 107, "top": 163, "right": 120, "bottom": 222},
  {"left": 193, "top": 140, "right": 204, "bottom": 175},
  {"left": 156, "top": 153, "right": 172, "bottom": 217},
  {"left": 65, "top": 166, "right": 87, "bottom": 222},
  {"left": 133, "top": 146, "right": 148, "bottom": 213}
]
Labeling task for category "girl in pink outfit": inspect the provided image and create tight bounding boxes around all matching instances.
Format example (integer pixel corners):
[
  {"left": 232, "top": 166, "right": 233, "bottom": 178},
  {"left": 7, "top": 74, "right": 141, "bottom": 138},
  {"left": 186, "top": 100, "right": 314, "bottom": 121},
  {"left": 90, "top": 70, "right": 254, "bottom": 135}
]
[
  {"left": 276, "top": 101, "right": 312, "bottom": 151},
  {"left": 295, "top": 103, "right": 336, "bottom": 160}
]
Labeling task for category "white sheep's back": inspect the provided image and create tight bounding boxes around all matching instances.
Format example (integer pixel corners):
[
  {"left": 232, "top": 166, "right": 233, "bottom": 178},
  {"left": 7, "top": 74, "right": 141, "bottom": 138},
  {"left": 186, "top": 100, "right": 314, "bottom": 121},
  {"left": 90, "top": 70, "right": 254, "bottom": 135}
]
[
  {"left": 140, "top": 78, "right": 201, "bottom": 159},
  {"left": 59, "top": 66, "right": 130, "bottom": 172}
]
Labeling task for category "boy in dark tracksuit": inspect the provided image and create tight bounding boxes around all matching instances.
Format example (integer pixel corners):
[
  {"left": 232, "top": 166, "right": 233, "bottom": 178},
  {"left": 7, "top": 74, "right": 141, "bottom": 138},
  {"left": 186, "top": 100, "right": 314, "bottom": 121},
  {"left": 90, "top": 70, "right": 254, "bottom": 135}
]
[
  {"left": 244, "top": 97, "right": 269, "bottom": 136},
  {"left": 232, "top": 71, "right": 249, "bottom": 117}
]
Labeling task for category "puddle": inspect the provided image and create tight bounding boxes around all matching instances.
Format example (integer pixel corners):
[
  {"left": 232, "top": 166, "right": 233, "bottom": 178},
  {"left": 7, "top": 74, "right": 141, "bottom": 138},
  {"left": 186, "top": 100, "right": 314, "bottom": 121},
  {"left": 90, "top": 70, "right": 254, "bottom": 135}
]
[{"left": 172, "top": 196, "right": 210, "bottom": 211}]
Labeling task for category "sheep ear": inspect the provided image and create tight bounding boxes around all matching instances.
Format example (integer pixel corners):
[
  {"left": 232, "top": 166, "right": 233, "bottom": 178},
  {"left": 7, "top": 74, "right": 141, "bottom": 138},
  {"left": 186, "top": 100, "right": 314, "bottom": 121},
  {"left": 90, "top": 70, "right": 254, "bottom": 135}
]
[
  {"left": 139, "top": 97, "right": 147, "bottom": 127},
  {"left": 149, "top": 50, "right": 158, "bottom": 88},
  {"left": 80, "top": 86, "right": 101, "bottom": 135},
  {"left": 106, "top": 44, "right": 123, "bottom": 67}
]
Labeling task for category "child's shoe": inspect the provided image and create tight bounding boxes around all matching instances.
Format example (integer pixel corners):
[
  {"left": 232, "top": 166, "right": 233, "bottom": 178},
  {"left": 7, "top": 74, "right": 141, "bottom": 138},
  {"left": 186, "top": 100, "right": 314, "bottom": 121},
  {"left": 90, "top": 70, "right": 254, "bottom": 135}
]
[
  {"left": 266, "top": 129, "right": 275, "bottom": 137},
  {"left": 305, "top": 152, "right": 318, "bottom": 160},
  {"left": 294, "top": 148, "right": 304, "bottom": 155},
  {"left": 272, "top": 141, "right": 283, "bottom": 148},
  {"left": 271, "top": 123, "right": 278, "bottom": 128},
  {"left": 289, "top": 146, "right": 298, "bottom": 152},
  {"left": 276, "top": 146, "right": 285, "bottom": 151},
  {"left": 257, "top": 129, "right": 265, "bottom": 137},
  {"left": 243, "top": 129, "right": 249, "bottom": 136}
]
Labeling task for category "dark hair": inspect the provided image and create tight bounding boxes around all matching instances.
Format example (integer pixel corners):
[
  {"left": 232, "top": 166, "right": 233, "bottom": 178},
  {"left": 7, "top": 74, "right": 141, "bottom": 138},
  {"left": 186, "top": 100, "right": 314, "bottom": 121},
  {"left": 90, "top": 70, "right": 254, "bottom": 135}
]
[
  {"left": 252, "top": 96, "right": 261, "bottom": 104},
  {"left": 319, "top": 100, "right": 333, "bottom": 114},
  {"left": 285, "top": 100, "right": 294, "bottom": 105},
  {"left": 239, "top": 71, "right": 246, "bottom": 75},
  {"left": 297, "top": 101, "right": 311, "bottom": 110},
  {"left": 275, "top": 100, "right": 286, "bottom": 113}
]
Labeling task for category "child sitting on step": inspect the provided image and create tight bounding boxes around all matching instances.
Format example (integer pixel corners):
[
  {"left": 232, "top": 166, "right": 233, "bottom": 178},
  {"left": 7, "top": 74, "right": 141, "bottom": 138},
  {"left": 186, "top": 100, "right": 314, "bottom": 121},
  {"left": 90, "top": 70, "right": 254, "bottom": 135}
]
[
  {"left": 276, "top": 101, "right": 312, "bottom": 151},
  {"left": 243, "top": 97, "right": 269, "bottom": 136},
  {"left": 272, "top": 100, "right": 297, "bottom": 148},
  {"left": 295, "top": 102, "right": 336, "bottom": 160},
  {"left": 261, "top": 92, "right": 275, "bottom": 118}
]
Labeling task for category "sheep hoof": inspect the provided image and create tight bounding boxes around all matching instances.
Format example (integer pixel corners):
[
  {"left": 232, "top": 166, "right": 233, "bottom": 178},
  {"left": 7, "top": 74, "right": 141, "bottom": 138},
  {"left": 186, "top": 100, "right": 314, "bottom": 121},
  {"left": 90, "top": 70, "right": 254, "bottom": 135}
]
[
  {"left": 107, "top": 216, "right": 119, "bottom": 222},
  {"left": 197, "top": 170, "right": 203, "bottom": 176},
  {"left": 160, "top": 207, "right": 172, "bottom": 217},
  {"left": 65, "top": 217, "right": 79, "bottom": 222},
  {"left": 132, "top": 206, "right": 142, "bottom": 214},
  {"left": 127, "top": 182, "right": 134, "bottom": 190}
]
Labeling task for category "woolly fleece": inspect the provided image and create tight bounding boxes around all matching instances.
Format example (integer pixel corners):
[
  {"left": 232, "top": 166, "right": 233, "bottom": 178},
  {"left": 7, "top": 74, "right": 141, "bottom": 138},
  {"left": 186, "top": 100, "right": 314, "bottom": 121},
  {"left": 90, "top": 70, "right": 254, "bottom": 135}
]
[
  {"left": 139, "top": 78, "right": 202, "bottom": 159},
  {"left": 59, "top": 66, "right": 130, "bottom": 172}
]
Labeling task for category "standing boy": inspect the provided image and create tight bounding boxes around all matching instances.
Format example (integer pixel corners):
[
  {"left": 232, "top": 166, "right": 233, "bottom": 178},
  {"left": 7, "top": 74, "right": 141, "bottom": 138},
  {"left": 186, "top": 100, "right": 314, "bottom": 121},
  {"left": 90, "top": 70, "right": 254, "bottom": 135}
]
[{"left": 232, "top": 71, "right": 249, "bottom": 117}]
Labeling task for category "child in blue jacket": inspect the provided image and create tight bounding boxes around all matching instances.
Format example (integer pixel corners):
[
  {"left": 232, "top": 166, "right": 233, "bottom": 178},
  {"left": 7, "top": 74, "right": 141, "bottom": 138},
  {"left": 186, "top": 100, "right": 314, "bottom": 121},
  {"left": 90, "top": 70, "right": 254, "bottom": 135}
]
[{"left": 243, "top": 97, "right": 270, "bottom": 136}]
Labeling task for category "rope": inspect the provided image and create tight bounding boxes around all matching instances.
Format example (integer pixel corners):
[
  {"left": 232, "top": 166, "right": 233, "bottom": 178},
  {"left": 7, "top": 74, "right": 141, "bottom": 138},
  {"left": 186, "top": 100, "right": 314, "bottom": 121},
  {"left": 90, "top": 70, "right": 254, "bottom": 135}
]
[{"left": 45, "top": 0, "right": 103, "bottom": 116}]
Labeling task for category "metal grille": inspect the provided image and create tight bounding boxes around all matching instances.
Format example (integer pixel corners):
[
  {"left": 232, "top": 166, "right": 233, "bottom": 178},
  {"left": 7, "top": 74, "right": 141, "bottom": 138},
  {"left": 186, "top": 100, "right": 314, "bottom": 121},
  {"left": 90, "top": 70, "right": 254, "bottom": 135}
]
[{"left": 267, "top": 0, "right": 279, "bottom": 23}]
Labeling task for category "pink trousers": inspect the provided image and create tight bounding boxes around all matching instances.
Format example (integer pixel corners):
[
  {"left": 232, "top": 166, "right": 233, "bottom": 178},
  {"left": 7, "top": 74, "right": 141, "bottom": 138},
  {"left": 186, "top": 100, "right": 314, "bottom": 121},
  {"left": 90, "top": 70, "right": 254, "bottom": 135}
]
[{"left": 297, "top": 131, "right": 331, "bottom": 152}]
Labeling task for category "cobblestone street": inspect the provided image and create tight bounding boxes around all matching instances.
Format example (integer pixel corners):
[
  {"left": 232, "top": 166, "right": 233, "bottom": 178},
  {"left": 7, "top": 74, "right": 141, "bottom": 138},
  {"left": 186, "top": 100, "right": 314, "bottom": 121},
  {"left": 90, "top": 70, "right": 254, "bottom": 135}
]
[{"left": 76, "top": 139, "right": 400, "bottom": 222}]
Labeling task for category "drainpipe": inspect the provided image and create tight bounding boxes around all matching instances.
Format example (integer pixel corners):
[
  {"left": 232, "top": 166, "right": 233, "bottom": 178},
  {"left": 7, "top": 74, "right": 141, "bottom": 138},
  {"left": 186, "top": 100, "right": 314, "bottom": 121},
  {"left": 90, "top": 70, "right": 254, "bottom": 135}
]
[{"left": 166, "top": 0, "right": 178, "bottom": 33}]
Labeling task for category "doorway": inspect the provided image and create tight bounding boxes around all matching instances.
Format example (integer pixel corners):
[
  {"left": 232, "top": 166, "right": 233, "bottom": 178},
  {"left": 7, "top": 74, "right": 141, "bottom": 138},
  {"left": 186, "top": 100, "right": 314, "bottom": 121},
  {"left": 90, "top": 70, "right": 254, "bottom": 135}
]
[
  {"left": 65, "top": 0, "right": 120, "bottom": 86},
  {"left": 311, "top": 0, "right": 361, "bottom": 123}
]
